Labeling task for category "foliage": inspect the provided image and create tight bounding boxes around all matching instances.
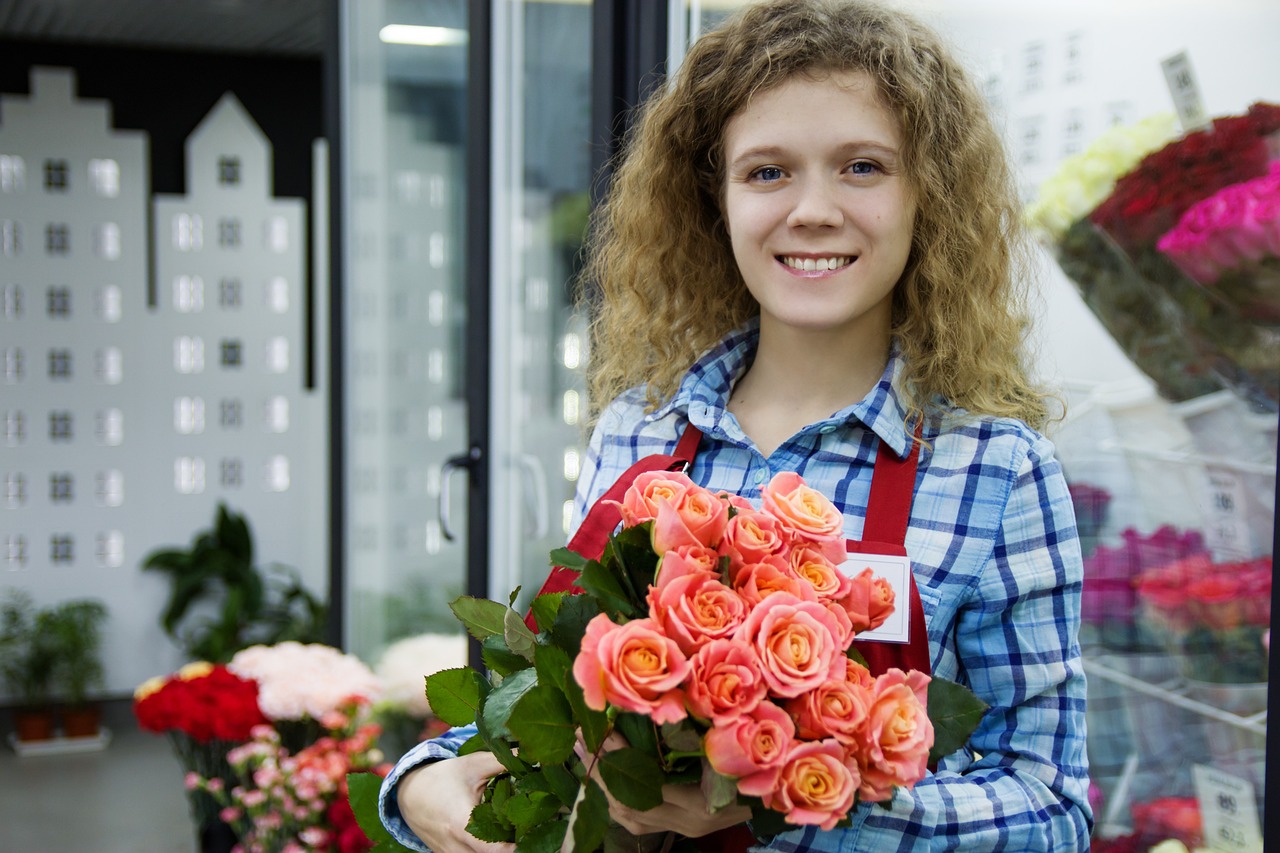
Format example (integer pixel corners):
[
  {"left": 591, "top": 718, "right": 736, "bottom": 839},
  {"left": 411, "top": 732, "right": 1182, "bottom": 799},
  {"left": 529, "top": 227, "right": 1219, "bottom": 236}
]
[
  {"left": 44, "top": 598, "right": 109, "bottom": 706},
  {"left": 1, "top": 589, "right": 108, "bottom": 708},
  {"left": 143, "top": 503, "right": 328, "bottom": 663}
]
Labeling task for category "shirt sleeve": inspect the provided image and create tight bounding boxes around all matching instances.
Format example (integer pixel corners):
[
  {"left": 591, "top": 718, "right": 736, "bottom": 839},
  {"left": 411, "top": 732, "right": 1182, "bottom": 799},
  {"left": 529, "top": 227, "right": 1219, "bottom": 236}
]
[
  {"left": 766, "top": 433, "right": 1093, "bottom": 852},
  {"left": 377, "top": 724, "right": 478, "bottom": 850}
]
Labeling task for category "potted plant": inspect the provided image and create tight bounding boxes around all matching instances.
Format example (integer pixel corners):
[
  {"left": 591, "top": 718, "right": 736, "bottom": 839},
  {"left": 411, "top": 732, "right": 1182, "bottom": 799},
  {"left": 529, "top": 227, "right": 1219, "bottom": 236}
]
[
  {"left": 46, "top": 599, "right": 109, "bottom": 737},
  {"left": 143, "top": 503, "right": 328, "bottom": 663},
  {"left": 0, "top": 589, "right": 59, "bottom": 741}
]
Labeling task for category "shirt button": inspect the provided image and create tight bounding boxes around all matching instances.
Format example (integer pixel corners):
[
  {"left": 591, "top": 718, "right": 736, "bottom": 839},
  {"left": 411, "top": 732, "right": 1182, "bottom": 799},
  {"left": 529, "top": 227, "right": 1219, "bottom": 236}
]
[
  {"left": 819, "top": 425, "right": 837, "bottom": 434},
  {"left": 753, "top": 469, "right": 766, "bottom": 484}
]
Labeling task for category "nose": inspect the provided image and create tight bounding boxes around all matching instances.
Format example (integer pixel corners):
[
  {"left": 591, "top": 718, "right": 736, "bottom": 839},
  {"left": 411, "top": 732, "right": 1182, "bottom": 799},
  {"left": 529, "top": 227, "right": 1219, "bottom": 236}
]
[{"left": 786, "top": 176, "right": 843, "bottom": 229}]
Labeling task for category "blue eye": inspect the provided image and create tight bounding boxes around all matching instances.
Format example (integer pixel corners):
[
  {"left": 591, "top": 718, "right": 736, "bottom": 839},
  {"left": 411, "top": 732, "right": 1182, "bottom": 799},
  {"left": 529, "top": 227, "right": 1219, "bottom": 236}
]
[
  {"left": 751, "top": 166, "right": 784, "bottom": 182},
  {"left": 849, "top": 161, "right": 880, "bottom": 176}
]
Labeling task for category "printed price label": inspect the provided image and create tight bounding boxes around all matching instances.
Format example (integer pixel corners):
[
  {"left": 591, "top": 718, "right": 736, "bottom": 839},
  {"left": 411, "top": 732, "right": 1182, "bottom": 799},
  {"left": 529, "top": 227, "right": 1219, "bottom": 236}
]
[
  {"left": 1161, "top": 51, "right": 1210, "bottom": 132},
  {"left": 1193, "top": 764, "right": 1263, "bottom": 853},
  {"left": 1203, "top": 466, "right": 1251, "bottom": 561},
  {"left": 840, "top": 553, "right": 910, "bottom": 644}
]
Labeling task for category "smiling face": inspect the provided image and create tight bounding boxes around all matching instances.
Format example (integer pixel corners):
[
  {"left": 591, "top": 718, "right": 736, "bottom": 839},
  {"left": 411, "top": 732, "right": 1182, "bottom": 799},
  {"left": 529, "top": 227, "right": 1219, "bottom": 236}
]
[{"left": 722, "top": 71, "right": 916, "bottom": 346}]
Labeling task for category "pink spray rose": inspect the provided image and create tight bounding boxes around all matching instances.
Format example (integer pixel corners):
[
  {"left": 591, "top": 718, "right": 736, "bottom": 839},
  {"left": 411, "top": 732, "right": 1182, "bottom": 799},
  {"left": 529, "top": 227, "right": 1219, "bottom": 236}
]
[
  {"left": 721, "top": 507, "right": 789, "bottom": 564},
  {"left": 761, "top": 739, "right": 861, "bottom": 831},
  {"left": 685, "top": 638, "right": 769, "bottom": 724},
  {"left": 787, "top": 671, "right": 873, "bottom": 744},
  {"left": 856, "top": 668, "right": 934, "bottom": 801},
  {"left": 739, "top": 592, "right": 852, "bottom": 698},
  {"left": 790, "top": 544, "right": 853, "bottom": 603},
  {"left": 572, "top": 614, "right": 691, "bottom": 725},
  {"left": 654, "top": 545, "right": 722, "bottom": 585},
  {"left": 612, "top": 470, "right": 695, "bottom": 526},
  {"left": 760, "top": 471, "right": 844, "bottom": 552},
  {"left": 647, "top": 569, "right": 749, "bottom": 654},
  {"left": 732, "top": 557, "right": 816, "bottom": 609},
  {"left": 651, "top": 487, "right": 730, "bottom": 553},
  {"left": 704, "top": 699, "right": 796, "bottom": 797}
]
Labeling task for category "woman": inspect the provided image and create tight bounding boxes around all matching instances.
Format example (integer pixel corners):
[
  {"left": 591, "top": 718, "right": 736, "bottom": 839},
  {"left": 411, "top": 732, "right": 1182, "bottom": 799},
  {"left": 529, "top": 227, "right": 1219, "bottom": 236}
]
[{"left": 380, "top": 1, "right": 1092, "bottom": 850}]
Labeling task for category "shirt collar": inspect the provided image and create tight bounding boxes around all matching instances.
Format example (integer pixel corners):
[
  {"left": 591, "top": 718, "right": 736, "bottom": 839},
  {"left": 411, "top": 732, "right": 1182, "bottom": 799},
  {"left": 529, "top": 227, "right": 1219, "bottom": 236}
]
[{"left": 650, "top": 321, "right": 914, "bottom": 459}]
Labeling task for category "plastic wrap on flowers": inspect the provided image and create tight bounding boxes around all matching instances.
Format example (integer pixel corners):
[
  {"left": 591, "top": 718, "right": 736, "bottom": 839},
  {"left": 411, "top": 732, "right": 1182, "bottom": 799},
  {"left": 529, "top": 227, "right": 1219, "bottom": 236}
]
[{"left": 1051, "top": 102, "right": 1280, "bottom": 409}]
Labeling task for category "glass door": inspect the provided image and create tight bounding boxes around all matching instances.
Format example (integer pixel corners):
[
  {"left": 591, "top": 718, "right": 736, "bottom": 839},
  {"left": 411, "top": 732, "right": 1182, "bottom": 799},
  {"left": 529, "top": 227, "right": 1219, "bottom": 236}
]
[{"left": 339, "top": 0, "right": 472, "bottom": 664}]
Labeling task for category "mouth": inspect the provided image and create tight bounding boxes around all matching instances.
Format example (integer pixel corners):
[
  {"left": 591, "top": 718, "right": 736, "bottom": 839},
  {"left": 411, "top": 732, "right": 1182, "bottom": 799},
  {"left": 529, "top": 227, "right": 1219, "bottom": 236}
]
[{"left": 778, "top": 255, "right": 855, "bottom": 272}]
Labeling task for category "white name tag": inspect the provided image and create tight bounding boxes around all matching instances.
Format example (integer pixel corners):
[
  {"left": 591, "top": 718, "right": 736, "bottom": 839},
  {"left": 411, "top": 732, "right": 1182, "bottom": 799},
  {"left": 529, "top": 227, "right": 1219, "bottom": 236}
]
[{"left": 840, "top": 553, "right": 912, "bottom": 644}]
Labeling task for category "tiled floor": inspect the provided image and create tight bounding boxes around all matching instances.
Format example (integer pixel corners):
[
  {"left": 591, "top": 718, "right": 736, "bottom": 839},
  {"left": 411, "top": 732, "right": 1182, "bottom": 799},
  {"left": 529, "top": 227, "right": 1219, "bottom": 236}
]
[{"left": 1, "top": 703, "right": 196, "bottom": 852}]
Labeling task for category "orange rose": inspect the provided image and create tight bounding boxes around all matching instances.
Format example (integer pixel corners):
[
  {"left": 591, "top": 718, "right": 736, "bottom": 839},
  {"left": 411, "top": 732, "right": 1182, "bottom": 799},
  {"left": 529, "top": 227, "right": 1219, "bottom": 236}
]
[
  {"left": 760, "top": 471, "right": 843, "bottom": 545},
  {"left": 685, "top": 638, "right": 768, "bottom": 724},
  {"left": 572, "top": 614, "right": 690, "bottom": 725},
  {"left": 762, "top": 739, "right": 860, "bottom": 830},
  {"left": 856, "top": 668, "right": 934, "bottom": 801},
  {"left": 739, "top": 592, "right": 851, "bottom": 698}
]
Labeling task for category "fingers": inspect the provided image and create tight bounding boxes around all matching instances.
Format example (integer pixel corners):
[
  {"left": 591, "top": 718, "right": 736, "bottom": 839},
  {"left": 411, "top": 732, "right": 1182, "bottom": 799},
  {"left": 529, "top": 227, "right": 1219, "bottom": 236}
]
[{"left": 398, "top": 754, "right": 516, "bottom": 853}]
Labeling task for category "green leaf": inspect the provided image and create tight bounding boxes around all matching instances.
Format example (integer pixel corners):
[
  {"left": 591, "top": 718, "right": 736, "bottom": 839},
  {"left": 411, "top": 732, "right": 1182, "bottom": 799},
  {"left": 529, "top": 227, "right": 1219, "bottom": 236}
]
[
  {"left": 533, "top": 641, "right": 573, "bottom": 693},
  {"left": 549, "top": 594, "right": 600, "bottom": 653},
  {"left": 660, "top": 720, "right": 703, "bottom": 754},
  {"left": 569, "top": 778, "right": 610, "bottom": 853},
  {"left": 577, "top": 560, "right": 634, "bottom": 620},
  {"left": 515, "top": 817, "right": 568, "bottom": 853},
  {"left": 549, "top": 547, "right": 588, "bottom": 571},
  {"left": 847, "top": 647, "right": 869, "bottom": 668},
  {"left": 504, "top": 606, "right": 538, "bottom": 662},
  {"left": 450, "top": 596, "right": 509, "bottom": 641},
  {"left": 482, "top": 668, "right": 538, "bottom": 739},
  {"left": 467, "top": 802, "right": 515, "bottom": 844},
  {"left": 700, "top": 759, "right": 738, "bottom": 812},
  {"left": 614, "top": 712, "right": 659, "bottom": 755},
  {"left": 482, "top": 634, "right": 532, "bottom": 677},
  {"left": 529, "top": 592, "right": 565, "bottom": 634},
  {"left": 476, "top": 711, "right": 530, "bottom": 776},
  {"left": 926, "top": 677, "right": 989, "bottom": 762},
  {"left": 606, "top": 524, "right": 661, "bottom": 608},
  {"left": 456, "top": 732, "right": 488, "bottom": 756},
  {"left": 508, "top": 684, "right": 577, "bottom": 765},
  {"left": 563, "top": 675, "right": 609, "bottom": 754},
  {"left": 345, "top": 772, "right": 406, "bottom": 847},
  {"left": 748, "top": 802, "right": 791, "bottom": 841},
  {"left": 506, "top": 790, "right": 562, "bottom": 829},
  {"left": 598, "top": 747, "right": 665, "bottom": 811},
  {"left": 540, "top": 763, "right": 581, "bottom": 809},
  {"left": 424, "top": 667, "right": 484, "bottom": 727}
]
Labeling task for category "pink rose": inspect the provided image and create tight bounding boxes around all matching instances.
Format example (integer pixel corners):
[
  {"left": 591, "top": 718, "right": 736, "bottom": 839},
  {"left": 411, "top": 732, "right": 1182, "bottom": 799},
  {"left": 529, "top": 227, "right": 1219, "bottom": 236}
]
[
  {"left": 840, "top": 566, "right": 896, "bottom": 633},
  {"left": 652, "top": 487, "right": 730, "bottom": 553},
  {"left": 787, "top": 674, "right": 872, "bottom": 744},
  {"left": 572, "top": 614, "right": 690, "bottom": 725},
  {"left": 732, "top": 558, "right": 816, "bottom": 608},
  {"left": 647, "top": 569, "right": 749, "bottom": 654},
  {"left": 704, "top": 699, "right": 795, "bottom": 797},
  {"left": 721, "top": 508, "right": 788, "bottom": 565},
  {"left": 790, "top": 544, "right": 853, "bottom": 603},
  {"left": 761, "top": 739, "right": 860, "bottom": 831},
  {"left": 760, "top": 472, "right": 844, "bottom": 546},
  {"left": 685, "top": 639, "right": 768, "bottom": 724},
  {"left": 739, "top": 592, "right": 851, "bottom": 698},
  {"left": 613, "top": 471, "right": 695, "bottom": 527},
  {"left": 856, "top": 668, "right": 934, "bottom": 802},
  {"left": 654, "top": 545, "right": 721, "bottom": 586}
]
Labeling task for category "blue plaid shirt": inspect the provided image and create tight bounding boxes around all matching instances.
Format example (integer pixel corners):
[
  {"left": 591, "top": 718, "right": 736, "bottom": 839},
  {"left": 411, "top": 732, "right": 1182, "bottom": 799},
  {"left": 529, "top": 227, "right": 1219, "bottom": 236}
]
[{"left": 381, "top": 324, "right": 1093, "bottom": 851}]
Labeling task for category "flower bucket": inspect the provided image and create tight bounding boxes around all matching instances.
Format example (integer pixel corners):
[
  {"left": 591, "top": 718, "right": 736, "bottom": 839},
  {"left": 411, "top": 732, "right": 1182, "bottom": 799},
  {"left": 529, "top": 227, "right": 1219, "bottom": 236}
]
[{"left": 13, "top": 707, "right": 56, "bottom": 742}]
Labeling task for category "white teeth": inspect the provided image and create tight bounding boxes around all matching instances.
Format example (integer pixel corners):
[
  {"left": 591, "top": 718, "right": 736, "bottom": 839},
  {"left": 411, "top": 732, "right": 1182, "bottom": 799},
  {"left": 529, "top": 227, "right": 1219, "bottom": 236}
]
[{"left": 782, "top": 256, "right": 851, "bottom": 271}]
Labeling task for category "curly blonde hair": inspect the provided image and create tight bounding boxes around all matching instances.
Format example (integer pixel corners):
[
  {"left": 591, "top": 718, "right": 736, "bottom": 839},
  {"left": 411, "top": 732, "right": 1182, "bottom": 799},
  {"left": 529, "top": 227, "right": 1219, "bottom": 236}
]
[{"left": 581, "top": 0, "right": 1050, "bottom": 430}]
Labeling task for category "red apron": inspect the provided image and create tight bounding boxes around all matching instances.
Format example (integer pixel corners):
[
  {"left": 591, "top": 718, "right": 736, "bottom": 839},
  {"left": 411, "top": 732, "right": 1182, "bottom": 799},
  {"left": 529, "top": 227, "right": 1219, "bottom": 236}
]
[{"left": 527, "top": 423, "right": 932, "bottom": 850}]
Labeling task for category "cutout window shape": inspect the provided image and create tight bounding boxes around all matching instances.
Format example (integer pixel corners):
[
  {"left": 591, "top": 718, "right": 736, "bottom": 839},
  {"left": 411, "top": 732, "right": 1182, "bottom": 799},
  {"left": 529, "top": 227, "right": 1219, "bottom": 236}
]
[
  {"left": 220, "top": 339, "right": 243, "bottom": 368},
  {"left": 49, "top": 410, "right": 73, "bottom": 441},
  {"left": 3, "top": 347, "right": 24, "bottom": 382},
  {"left": 221, "top": 458, "right": 244, "bottom": 488},
  {"left": 219, "top": 277, "right": 242, "bottom": 309},
  {"left": 4, "top": 473, "right": 27, "bottom": 508},
  {"left": 266, "top": 337, "right": 289, "bottom": 373},
  {"left": 89, "top": 159, "right": 120, "bottom": 197},
  {"left": 267, "top": 277, "right": 288, "bottom": 313},
  {"left": 266, "top": 217, "right": 288, "bottom": 252},
  {"left": 3, "top": 284, "right": 22, "bottom": 318},
  {"left": 95, "top": 223, "right": 121, "bottom": 259},
  {"left": 173, "top": 213, "right": 203, "bottom": 251},
  {"left": 95, "top": 409, "right": 123, "bottom": 445},
  {"left": 44, "top": 159, "right": 69, "bottom": 192},
  {"left": 47, "top": 287, "right": 71, "bottom": 318},
  {"left": 46, "top": 223, "right": 70, "bottom": 255},
  {"left": 174, "top": 275, "right": 204, "bottom": 313},
  {"left": 3, "top": 410, "right": 25, "bottom": 445},
  {"left": 1, "top": 220, "right": 20, "bottom": 257},
  {"left": 48, "top": 348, "right": 72, "bottom": 379},
  {"left": 5, "top": 535, "right": 27, "bottom": 568},
  {"left": 218, "top": 156, "right": 241, "bottom": 186},
  {"left": 266, "top": 455, "right": 290, "bottom": 492},
  {"left": 50, "top": 472, "right": 74, "bottom": 503},
  {"left": 266, "top": 396, "right": 289, "bottom": 433},
  {"left": 97, "top": 285, "right": 122, "bottom": 322},
  {"left": 50, "top": 534, "right": 74, "bottom": 564},
  {"left": 95, "top": 470, "right": 124, "bottom": 506},
  {"left": 175, "top": 457, "right": 206, "bottom": 494},
  {"left": 96, "top": 347, "right": 123, "bottom": 384},
  {"left": 218, "top": 217, "right": 241, "bottom": 248},
  {"left": 220, "top": 398, "right": 243, "bottom": 429},
  {"left": 0, "top": 154, "right": 26, "bottom": 192},
  {"left": 174, "top": 397, "right": 205, "bottom": 434},
  {"left": 174, "top": 336, "right": 205, "bottom": 374},
  {"left": 96, "top": 531, "right": 125, "bottom": 568}
]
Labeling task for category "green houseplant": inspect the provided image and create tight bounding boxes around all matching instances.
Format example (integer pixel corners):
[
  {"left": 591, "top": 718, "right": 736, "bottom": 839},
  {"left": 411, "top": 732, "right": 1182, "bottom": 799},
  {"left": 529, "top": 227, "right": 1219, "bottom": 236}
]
[
  {"left": 46, "top": 599, "right": 109, "bottom": 737},
  {"left": 1, "top": 589, "right": 60, "bottom": 741},
  {"left": 142, "top": 503, "right": 328, "bottom": 663}
]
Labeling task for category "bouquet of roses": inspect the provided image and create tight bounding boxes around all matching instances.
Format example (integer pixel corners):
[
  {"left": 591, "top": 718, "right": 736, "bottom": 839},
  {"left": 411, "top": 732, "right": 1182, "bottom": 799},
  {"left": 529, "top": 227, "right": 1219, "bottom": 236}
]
[{"left": 415, "top": 471, "right": 986, "bottom": 852}]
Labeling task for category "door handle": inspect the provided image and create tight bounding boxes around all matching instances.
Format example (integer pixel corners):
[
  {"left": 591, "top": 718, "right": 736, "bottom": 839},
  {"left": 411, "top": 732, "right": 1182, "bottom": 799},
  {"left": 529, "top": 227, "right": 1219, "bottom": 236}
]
[{"left": 439, "top": 445, "right": 482, "bottom": 542}]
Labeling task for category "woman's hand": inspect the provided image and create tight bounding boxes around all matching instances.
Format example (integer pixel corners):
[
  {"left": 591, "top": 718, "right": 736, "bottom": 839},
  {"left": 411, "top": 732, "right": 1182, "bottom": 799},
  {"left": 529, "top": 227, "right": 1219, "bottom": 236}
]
[
  {"left": 587, "top": 733, "right": 752, "bottom": 839},
  {"left": 397, "top": 752, "right": 515, "bottom": 853}
]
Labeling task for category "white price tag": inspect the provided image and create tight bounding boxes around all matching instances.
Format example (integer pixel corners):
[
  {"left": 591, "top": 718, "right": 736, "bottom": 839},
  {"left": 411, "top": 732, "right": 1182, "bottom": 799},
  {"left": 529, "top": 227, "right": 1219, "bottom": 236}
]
[
  {"left": 1161, "top": 51, "right": 1210, "bottom": 132},
  {"left": 840, "top": 553, "right": 911, "bottom": 644},
  {"left": 1193, "top": 764, "right": 1263, "bottom": 853},
  {"left": 1203, "top": 466, "right": 1251, "bottom": 561}
]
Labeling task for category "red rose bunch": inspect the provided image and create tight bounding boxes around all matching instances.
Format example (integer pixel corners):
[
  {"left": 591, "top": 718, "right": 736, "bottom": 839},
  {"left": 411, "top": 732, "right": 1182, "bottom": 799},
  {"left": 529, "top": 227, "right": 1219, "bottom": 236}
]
[
  {"left": 573, "top": 471, "right": 931, "bottom": 830},
  {"left": 133, "top": 662, "right": 268, "bottom": 743},
  {"left": 1090, "top": 102, "right": 1280, "bottom": 251}
]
